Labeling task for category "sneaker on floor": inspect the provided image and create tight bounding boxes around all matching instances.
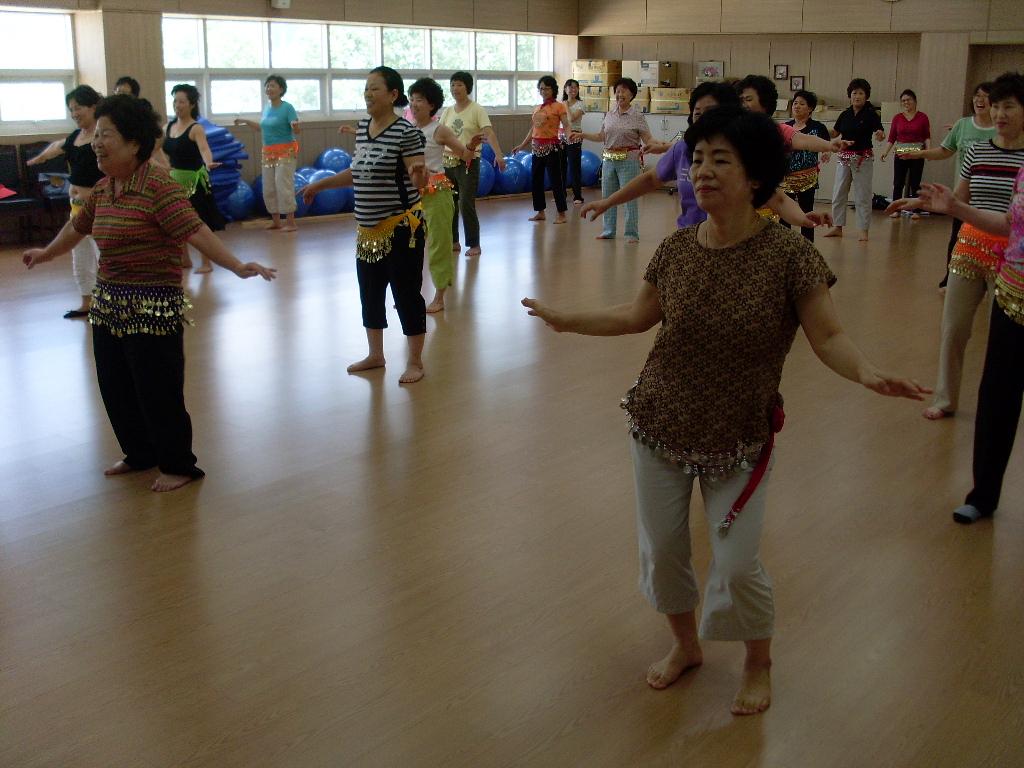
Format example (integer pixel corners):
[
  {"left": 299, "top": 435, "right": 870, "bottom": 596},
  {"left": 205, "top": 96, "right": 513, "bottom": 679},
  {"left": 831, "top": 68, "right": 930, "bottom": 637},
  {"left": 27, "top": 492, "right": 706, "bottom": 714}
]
[{"left": 952, "top": 504, "right": 991, "bottom": 524}]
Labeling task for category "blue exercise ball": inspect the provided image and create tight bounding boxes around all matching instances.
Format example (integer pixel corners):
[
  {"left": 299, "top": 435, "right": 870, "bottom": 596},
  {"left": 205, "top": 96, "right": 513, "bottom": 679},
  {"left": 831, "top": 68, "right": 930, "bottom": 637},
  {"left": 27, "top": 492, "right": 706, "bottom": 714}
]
[
  {"left": 513, "top": 150, "right": 532, "bottom": 166},
  {"left": 338, "top": 186, "right": 354, "bottom": 213},
  {"left": 580, "top": 151, "right": 601, "bottom": 187},
  {"left": 296, "top": 166, "right": 318, "bottom": 183},
  {"left": 519, "top": 153, "right": 533, "bottom": 177},
  {"left": 306, "top": 169, "right": 349, "bottom": 216},
  {"left": 477, "top": 159, "right": 496, "bottom": 196},
  {"left": 292, "top": 174, "right": 310, "bottom": 218},
  {"left": 316, "top": 147, "right": 352, "bottom": 172},
  {"left": 250, "top": 175, "right": 268, "bottom": 216},
  {"left": 224, "top": 180, "right": 255, "bottom": 221},
  {"left": 493, "top": 157, "right": 527, "bottom": 195},
  {"left": 481, "top": 143, "right": 497, "bottom": 168}
]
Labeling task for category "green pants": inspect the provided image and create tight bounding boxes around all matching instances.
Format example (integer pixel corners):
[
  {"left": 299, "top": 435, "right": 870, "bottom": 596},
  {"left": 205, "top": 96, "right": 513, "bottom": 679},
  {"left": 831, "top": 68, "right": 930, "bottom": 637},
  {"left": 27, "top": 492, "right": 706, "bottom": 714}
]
[{"left": 422, "top": 187, "right": 455, "bottom": 290}]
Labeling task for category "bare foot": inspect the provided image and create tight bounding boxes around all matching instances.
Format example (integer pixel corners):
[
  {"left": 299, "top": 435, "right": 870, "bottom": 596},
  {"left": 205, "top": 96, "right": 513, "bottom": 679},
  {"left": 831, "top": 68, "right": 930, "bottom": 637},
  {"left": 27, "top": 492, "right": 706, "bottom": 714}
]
[
  {"left": 823, "top": 227, "right": 842, "bottom": 238},
  {"left": 104, "top": 460, "right": 138, "bottom": 476},
  {"left": 279, "top": 225, "right": 297, "bottom": 232},
  {"left": 347, "top": 355, "right": 386, "bottom": 373},
  {"left": 266, "top": 223, "right": 283, "bottom": 230},
  {"left": 465, "top": 246, "right": 481, "bottom": 258},
  {"left": 452, "top": 242, "right": 462, "bottom": 252},
  {"left": 151, "top": 473, "right": 195, "bottom": 492},
  {"left": 731, "top": 664, "right": 771, "bottom": 715},
  {"left": 626, "top": 237, "right": 639, "bottom": 243},
  {"left": 426, "top": 299, "right": 445, "bottom": 313},
  {"left": 529, "top": 212, "right": 546, "bottom": 222},
  {"left": 596, "top": 233, "right": 614, "bottom": 240},
  {"left": 194, "top": 264, "right": 213, "bottom": 274},
  {"left": 399, "top": 364, "right": 425, "bottom": 384},
  {"left": 889, "top": 212, "right": 901, "bottom": 219},
  {"left": 923, "top": 406, "right": 953, "bottom": 420},
  {"left": 573, "top": 199, "right": 584, "bottom": 206},
  {"left": 554, "top": 213, "right": 567, "bottom": 224},
  {"left": 858, "top": 230, "right": 869, "bottom": 242},
  {"left": 646, "top": 642, "right": 703, "bottom": 690}
]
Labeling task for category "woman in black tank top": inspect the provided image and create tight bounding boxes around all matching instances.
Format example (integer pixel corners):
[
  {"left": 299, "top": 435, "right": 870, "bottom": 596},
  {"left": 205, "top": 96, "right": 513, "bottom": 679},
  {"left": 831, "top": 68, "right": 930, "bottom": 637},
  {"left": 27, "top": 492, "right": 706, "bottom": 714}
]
[
  {"left": 27, "top": 85, "right": 103, "bottom": 318},
  {"left": 165, "top": 84, "right": 225, "bottom": 274}
]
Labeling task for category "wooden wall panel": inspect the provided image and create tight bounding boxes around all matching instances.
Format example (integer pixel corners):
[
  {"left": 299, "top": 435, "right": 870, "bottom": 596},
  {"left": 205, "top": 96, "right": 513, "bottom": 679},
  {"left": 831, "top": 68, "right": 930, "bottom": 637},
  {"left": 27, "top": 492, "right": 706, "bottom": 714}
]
[
  {"left": 99, "top": 0, "right": 174, "bottom": 10},
  {"left": 802, "top": 0, "right": 890, "bottom": 33},
  {"left": 621, "top": 37, "right": 659, "bottom": 61},
  {"left": 851, "top": 36, "right": 900, "bottom": 104},
  {"left": 768, "top": 37, "right": 811, "bottom": 101},
  {"left": 989, "top": 0, "right": 1023, "bottom": 30},
  {"left": 411, "top": 0, "right": 473, "bottom": 29},
  {"left": 102, "top": 11, "right": 165, "bottom": 104},
  {"left": 895, "top": 36, "right": 920, "bottom": 94},
  {"left": 692, "top": 37, "right": 733, "bottom": 79},
  {"left": 472, "top": 0, "right": 527, "bottom": 32},
  {"left": 576, "top": 0, "right": 645, "bottom": 36},
  {"left": 580, "top": 36, "right": 623, "bottom": 60},
  {"left": 808, "top": 36, "right": 854, "bottom": 107},
  {"left": 645, "top": 0, "right": 720, "bottom": 35},
  {"left": 74, "top": 12, "right": 108, "bottom": 94},
  {"left": 553, "top": 35, "right": 577, "bottom": 86},
  {"left": 282, "top": 0, "right": 347, "bottom": 22},
  {"left": 891, "top": 0, "right": 988, "bottom": 33},
  {"left": 527, "top": 0, "right": 577, "bottom": 36},
  {"left": 916, "top": 32, "right": 970, "bottom": 185},
  {"left": 655, "top": 37, "right": 694, "bottom": 87},
  {"left": 729, "top": 37, "right": 770, "bottom": 82},
  {"left": 344, "top": 0, "right": 413, "bottom": 25},
  {"left": 721, "top": 0, "right": 802, "bottom": 34}
]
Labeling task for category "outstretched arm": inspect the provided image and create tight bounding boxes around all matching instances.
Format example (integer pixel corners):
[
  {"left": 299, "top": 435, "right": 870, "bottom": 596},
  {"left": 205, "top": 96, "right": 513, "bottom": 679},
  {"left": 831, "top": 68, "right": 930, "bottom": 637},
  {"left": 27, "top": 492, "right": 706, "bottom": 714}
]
[
  {"left": 191, "top": 124, "right": 220, "bottom": 169},
  {"left": 23, "top": 221, "right": 86, "bottom": 267},
  {"left": 796, "top": 283, "right": 930, "bottom": 399},
  {"left": 767, "top": 190, "right": 832, "bottom": 229},
  {"left": 889, "top": 182, "right": 1010, "bottom": 237},
  {"left": 187, "top": 226, "right": 276, "bottom": 280},
  {"left": 435, "top": 125, "right": 475, "bottom": 164},
  {"left": 522, "top": 279, "right": 663, "bottom": 336},
  {"left": 580, "top": 168, "right": 663, "bottom": 220},
  {"left": 26, "top": 139, "right": 66, "bottom": 166}
]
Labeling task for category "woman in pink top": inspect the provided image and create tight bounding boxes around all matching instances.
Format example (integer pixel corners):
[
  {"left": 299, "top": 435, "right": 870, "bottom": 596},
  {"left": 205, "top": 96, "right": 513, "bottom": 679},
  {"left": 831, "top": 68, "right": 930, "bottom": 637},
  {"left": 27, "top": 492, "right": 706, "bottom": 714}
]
[{"left": 881, "top": 89, "right": 931, "bottom": 219}]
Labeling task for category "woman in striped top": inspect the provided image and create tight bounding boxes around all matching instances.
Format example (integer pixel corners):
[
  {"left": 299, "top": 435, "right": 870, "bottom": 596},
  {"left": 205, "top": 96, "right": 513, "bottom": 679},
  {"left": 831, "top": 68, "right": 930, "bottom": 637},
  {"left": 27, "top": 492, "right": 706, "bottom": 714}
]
[
  {"left": 23, "top": 95, "right": 276, "bottom": 492},
  {"left": 891, "top": 72, "right": 1024, "bottom": 421},
  {"left": 302, "top": 67, "right": 430, "bottom": 384}
]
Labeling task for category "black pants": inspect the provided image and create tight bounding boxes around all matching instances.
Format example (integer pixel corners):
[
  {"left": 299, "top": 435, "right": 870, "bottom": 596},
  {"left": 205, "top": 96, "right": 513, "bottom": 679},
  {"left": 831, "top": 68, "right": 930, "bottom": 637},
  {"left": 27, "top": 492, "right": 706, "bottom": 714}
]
[
  {"left": 561, "top": 142, "right": 583, "bottom": 202},
  {"left": 92, "top": 324, "right": 203, "bottom": 477},
  {"left": 532, "top": 148, "right": 567, "bottom": 213},
  {"left": 781, "top": 189, "right": 817, "bottom": 241},
  {"left": 445, "top": 159, "right": 481, "bottom": 247},
  {"left": 941, "top": 217, "right": 964, "bottom": 288},
  {"left": 965, "top": 304, "right": 1024, "bottom": 514},
  {"left": 356, "top": 221, "right": 426, "bottom": 336},
  {"left": 892, "top": 157, "right": 924, "bottom": 201}
]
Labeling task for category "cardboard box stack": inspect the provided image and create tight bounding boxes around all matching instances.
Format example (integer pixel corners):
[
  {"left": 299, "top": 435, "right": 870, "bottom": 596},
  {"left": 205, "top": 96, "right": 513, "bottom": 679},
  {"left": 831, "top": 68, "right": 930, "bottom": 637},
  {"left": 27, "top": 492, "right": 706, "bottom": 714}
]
[
  {"left": 572, "top": 59, "right": 622, "bottom": 87},
  {"left": 649, "top": 87, "right": 691, "bottom": 115},
  {"left": 582, "top": 84, "right": 611, "bottom": 113},
  {"left": 622, "top": 61, "right": 677, "bottom": 88}
]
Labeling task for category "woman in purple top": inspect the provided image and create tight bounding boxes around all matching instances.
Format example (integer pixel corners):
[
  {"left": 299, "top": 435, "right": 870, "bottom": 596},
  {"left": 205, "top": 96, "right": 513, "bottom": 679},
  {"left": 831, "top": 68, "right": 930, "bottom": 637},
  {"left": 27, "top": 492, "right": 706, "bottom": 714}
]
[{"left": 580, "top": 82, "right": 738, "bottom": 228}]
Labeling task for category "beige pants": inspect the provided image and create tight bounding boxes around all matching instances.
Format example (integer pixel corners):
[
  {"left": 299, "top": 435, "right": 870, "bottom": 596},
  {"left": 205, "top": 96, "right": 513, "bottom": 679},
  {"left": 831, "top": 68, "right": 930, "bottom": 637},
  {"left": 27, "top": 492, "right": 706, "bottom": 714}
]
[
  {"left": 261, "top": 158, "right": 297, "bottom": 215},
  {"left": 72, "top": 235, "right": 99, "bottom": 295},
  {"left": 932, "top": 273, "right": 994, "bottom": 413},
  {"left": 631, "top": 438, "right": 775, "bottom": 641}
]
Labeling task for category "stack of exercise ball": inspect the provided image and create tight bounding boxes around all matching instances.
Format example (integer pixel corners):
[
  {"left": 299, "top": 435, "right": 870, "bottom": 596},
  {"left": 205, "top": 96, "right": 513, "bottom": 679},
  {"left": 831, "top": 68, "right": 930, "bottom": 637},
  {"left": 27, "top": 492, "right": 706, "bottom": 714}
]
[{"left": 201, "top": 118, "right": 253, "bottom": 221}]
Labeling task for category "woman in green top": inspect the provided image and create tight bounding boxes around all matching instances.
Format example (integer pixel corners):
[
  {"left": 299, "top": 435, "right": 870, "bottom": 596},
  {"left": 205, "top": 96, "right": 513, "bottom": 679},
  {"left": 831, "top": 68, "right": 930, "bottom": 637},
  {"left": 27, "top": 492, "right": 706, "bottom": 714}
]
[{"left": 234, "top": 75, "right": 301, "bottom": 232}]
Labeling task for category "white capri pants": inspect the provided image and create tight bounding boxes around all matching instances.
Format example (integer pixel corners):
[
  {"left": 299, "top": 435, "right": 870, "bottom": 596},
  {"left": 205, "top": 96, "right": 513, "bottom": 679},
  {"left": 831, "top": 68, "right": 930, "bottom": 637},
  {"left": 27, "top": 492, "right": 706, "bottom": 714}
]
[
  {"left": 261, "top": 158, "right": 297, "bottom": 215},
  {"left": 932, "top": 272, "right": 994, "bottom": 413},
  {"left": 631, "top": 438, "right": 775, "bottom": 641},
  {"left": 831, "top": 158, "right": 874, "bottom": 232},
  {"left": 72, "top": 235, "right": 99, "bottom": 295}
]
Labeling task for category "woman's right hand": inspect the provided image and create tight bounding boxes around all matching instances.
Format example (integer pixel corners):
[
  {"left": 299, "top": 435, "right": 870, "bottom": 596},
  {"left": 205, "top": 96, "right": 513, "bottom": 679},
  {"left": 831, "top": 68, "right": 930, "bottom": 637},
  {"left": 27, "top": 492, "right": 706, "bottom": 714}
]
[
  {"left": 234, "top": 262, "right": 277, "bottom": 281},
  {"left": 22, "top": 249, "right": 55, "bottom": 269},
  {"left": 579, "top": 200, "right": 609, "bottom": 221},
  {"left": 300, "top": 183, "right": 317, "bottom": 205},
  {"left": 337, "top": 125, "right": 356, "bottom": 136},
  {"left": 521, "top": 298, "right": 568, "bottom": 332}
]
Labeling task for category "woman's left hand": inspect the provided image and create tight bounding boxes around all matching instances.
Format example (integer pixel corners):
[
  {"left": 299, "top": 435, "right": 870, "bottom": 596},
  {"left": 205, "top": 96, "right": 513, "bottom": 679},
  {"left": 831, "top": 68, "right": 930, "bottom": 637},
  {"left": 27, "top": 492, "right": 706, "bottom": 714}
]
[
  {"left": 235, "top": 262, "right": 277, "bottom": 281},
  {"left": 861, "top": 369, "right": 931, "bottom": 400},
  {"left": 829, "top": 137, "right": 852, "bottom": 153},
  {"left": 207, "top": 161, "right": 222, "bottom": 170},
  {"left": 22, "top": 248, "right": 55, "bottom": 269},
  {"left": 802, "top": 211, "right": 833, "bottom": 228},
  {"left": 521, "top": 297, "right": 567, "bottom": 332}
]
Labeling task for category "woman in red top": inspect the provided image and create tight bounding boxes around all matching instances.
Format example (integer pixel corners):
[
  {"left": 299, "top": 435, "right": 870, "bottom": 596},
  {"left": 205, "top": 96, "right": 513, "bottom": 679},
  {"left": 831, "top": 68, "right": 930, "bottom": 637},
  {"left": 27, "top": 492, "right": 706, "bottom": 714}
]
[
  {"left": 881, "top": 89, "right": 931, "bottom": 219},
  {"left": 513, "top": 76, "right": 573, "bottom": 223}
]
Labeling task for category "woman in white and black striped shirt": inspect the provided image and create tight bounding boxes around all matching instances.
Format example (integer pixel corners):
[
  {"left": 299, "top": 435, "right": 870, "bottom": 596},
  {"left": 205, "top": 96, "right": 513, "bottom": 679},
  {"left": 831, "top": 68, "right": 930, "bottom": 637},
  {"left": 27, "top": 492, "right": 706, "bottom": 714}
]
[
  {"left": 303, "top": 66, "right": 429, "bottom": 384},
  {"left": 900, "top": 72, "right": 1024, "bottom": 420}
]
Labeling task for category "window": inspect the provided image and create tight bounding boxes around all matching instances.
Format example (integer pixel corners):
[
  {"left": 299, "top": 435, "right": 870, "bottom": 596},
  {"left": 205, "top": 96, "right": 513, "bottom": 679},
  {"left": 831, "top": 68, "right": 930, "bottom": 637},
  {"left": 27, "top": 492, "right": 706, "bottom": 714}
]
[
  {"left": 162, "top": 16, "right": 554, "bottom": 117},
  {"left": 0, "top": 11, "right": 77, "bottom": 127}
]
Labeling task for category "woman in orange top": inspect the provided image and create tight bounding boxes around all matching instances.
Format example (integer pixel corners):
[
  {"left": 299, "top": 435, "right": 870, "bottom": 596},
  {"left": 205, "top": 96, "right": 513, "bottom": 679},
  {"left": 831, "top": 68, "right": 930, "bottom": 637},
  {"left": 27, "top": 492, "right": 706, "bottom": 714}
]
[{"left": 513, "top": 76, "right": 573, "bottom": 223}]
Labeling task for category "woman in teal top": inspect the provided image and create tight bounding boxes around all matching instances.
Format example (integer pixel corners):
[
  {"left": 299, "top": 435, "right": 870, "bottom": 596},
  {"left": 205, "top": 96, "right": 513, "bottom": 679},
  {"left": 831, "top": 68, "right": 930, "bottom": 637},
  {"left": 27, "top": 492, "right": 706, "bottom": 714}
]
[{"left": 235, "top": 75, "right": 301, "bottom": 231}]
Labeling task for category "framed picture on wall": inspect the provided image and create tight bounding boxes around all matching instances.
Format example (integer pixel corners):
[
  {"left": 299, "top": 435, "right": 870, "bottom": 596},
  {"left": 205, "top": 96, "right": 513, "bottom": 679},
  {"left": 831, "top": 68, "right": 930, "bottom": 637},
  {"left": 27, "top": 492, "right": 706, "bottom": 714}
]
[
  {"left": 774, "top": 65, "right": 789, "bottom": 80},
  {"left": 790, "top": 75, "right": 805, "bottom": 91},
  {"left": 696, "top": 61, "right": 725, "bottom": 83}
]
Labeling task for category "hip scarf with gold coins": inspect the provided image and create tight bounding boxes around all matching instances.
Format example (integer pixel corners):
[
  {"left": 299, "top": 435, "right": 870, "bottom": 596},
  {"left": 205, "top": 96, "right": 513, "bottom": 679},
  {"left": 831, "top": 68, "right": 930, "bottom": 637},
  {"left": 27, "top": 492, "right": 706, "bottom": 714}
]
[
  {"left": 836, "top": 148, "right": 873, "bottom": 168},
  {"left": 949, "top": 222, "right": 1007, "bottom": 282},
  {"left": 893, "top": 142, "right": 925, "bottom": 158},
  {"left": 355, "top": 204, "right": 424, "bottom": 263},
  {"left": 169, "top": 165, "right": 212, "bottom": 198},
  {"left": 420, "top": 173, "right": 454, "bottom": 196},
  {"left": 262, "top": 140, "right": 299, "bottom": 168},
  {"left": 780, "top": 166, "right": 818, "bottom": 195},
  {"left": 602, "top": 146, "right": 639, "bottom": 162}
]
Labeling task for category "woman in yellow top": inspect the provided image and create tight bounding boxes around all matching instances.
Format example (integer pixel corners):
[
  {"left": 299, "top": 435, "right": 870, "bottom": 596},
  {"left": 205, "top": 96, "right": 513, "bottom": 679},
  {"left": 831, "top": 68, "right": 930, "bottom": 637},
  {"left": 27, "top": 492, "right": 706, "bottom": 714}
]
[{"left": 512, "top": 76, "right": 574, "bottom": 224}]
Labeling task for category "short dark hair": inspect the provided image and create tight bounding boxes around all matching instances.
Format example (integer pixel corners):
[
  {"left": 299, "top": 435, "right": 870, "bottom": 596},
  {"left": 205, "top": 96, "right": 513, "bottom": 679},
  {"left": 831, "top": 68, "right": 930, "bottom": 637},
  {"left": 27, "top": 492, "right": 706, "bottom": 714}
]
[
  {"left": 65, "top": 85, "right": 101, "bottom": 108},
  {"left": 687, "top": 81, "right": 740, "bottom": 125},
  {"left": 265, "top": 74, "right": 287, "bottom": 95},
  {"left": 370, "top": 66, "right": 409, "bottom": 108},
  {"left": 990, "top": 71, "right": 1024, "bottom": 107},
  {"left": 847, "top": 78, "right": 872, "bottom": 99},
  {"left": 94, "top": 94, "right": 162, "bottom": 163},
  {"left": 408, "top": 77, "right": 444, "bottom": 116},
  {"left": 612, "top": 77, "right": 638, "bottom": 98},
  {"left": 790, "top": 89, "right": 818, "bottom": 111},
  {"left": 115, "top": 76, "right": 141, "bottom": 97},
  {"left": 975, "top": 81, "right": 994, "bottom": 96},
  {"left": 737, "top": 74, "right": 778, "bottom": 113},
  {"left": 537, "top": 75, "right": 558, "bottom": 94},
  {"left": 450, "top": 71, "right": 474, "bottom": 95},
  {"left": 900, "top": 89, "right": 917, "bottom": 101},
  {"left": 561, "top": 78, "right": 580, "bottom": 101},
  {"left": 684, "top": 105, "right": 786, "bottom": 208},
  {"left": 171, "top": 83, "right": 201, "bottom": 120}
]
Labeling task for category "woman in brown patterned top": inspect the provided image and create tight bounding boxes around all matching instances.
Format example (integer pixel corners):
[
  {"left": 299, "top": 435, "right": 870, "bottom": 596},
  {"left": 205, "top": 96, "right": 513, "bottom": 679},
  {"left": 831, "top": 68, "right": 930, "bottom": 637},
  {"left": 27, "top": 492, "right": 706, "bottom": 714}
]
[{"left": 523, "top": 106, "right": 928, "bottom": 716}]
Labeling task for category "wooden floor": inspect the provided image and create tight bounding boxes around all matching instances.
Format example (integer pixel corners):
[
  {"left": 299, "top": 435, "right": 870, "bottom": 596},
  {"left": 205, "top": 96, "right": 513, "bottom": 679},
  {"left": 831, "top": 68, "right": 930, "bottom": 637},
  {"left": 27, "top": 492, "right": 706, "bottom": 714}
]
[{"left": 2, "top": 194, "right": 1022, "bottom": 768}]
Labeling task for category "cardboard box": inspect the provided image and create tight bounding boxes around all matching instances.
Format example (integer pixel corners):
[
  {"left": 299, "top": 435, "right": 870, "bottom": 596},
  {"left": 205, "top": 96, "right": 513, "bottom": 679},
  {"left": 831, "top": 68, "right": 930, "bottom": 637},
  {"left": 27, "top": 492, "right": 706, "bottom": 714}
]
[
  {"left": 583, "top": 96, "right": 611, "bottom": 112},
  {"left": 650, "top": 99, "right": 689, "bottom": 115},
  {"left": 622, "top": 60, "right": 677, "bottom": 88},
  {"left": 572, "top": 59, "right": 622, "bottom": 75},
  {"left": 582, "top": 85, "right": 611, "bottom": 98},
  {"left": 650, "top": 87, "right": 690, "bottom": 102}
]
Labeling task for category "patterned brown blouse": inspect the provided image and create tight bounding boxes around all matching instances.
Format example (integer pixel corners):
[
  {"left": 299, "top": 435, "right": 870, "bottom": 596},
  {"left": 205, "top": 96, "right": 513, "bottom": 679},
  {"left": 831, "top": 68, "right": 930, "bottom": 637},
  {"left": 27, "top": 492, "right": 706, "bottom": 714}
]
[{"left": 622, "top": 224, "right": 837, "bottom": 476}]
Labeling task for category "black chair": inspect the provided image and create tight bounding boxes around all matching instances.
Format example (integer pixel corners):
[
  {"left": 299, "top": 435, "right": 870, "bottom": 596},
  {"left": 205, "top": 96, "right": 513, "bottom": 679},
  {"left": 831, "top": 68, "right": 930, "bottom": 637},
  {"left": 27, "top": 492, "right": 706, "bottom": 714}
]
[
  {"left": 21, "top": 141, "right": 70, "bottom": 239},
  {"left": 0, "top": 145, "right": 43, "bottom": 244}
]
